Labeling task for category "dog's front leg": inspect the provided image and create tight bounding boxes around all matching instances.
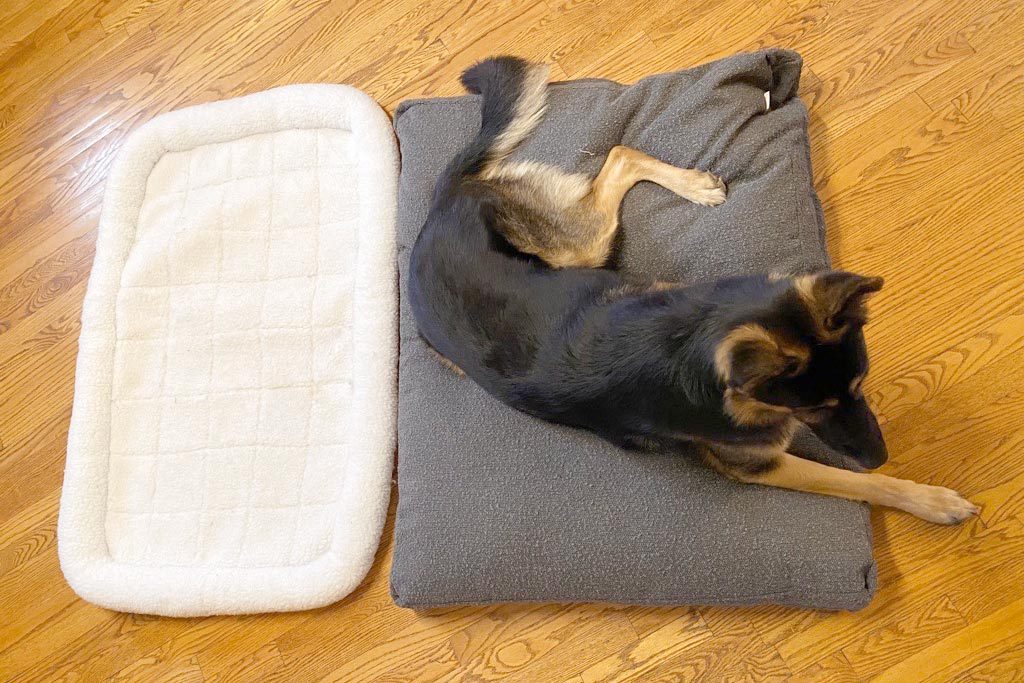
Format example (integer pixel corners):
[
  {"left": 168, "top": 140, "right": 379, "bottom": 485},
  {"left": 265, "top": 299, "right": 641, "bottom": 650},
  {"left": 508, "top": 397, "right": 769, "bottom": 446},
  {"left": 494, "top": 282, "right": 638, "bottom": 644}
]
[{"left": 718, "top": 450, "right": 979, "bottom": 525}]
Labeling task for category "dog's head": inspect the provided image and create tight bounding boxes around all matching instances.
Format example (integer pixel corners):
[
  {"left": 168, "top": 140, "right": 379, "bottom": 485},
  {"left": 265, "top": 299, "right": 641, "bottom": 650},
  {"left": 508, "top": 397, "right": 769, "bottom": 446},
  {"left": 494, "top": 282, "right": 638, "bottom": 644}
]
[{"left": 714, "top": 271, "right": 887, "bottom": 468}]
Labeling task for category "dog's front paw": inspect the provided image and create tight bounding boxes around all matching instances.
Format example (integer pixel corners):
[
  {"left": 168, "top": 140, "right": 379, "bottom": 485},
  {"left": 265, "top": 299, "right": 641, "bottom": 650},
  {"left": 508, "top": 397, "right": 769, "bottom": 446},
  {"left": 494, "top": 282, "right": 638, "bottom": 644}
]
[
  {"left": 690, "top": 172, "right": 727, "bottom": 206},
  {"left": 899, "top": 483, "right": 980, "bottom": 525}
]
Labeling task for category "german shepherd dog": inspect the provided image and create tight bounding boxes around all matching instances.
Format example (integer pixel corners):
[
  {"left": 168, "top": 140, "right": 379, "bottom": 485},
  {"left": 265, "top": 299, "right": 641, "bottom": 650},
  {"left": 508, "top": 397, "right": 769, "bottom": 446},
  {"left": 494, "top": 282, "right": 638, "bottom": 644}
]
[{"left": 408, "top": 57, "right": 978, "bottom": 525}]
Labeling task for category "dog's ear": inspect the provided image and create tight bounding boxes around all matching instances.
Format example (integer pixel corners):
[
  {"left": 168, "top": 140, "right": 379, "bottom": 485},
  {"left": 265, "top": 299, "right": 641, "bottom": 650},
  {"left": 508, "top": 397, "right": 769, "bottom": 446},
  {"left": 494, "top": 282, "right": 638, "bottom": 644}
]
[
  {"left": 794, "top": 271, "right": 883, "bottom": 340},
  {"left": 714, "top": 324, "right": 805, "bottom": 389}
]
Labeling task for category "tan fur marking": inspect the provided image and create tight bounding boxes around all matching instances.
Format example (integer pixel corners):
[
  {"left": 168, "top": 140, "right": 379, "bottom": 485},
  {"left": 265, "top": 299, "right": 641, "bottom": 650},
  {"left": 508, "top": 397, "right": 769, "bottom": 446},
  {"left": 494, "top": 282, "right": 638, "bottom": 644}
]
[
  {"left": 792, "top": 273, "right": 817, "bottom": 302},
  {"left": 792, "top": 273, "right": 845, "bottom": 341},
  {"left": 486, "top": 161, "right": 597, "bottom": 267},
  {"left": 485, "top": 145, "right": 726, "bottom": 269},
  {"left": 714, "top": 323, "right": 811, "bottom": 426},
  {"left": 718, "top": 450, "right": 979, "bottom": 525},
  {"left": 792, "top": 273, "right": 882, "bottom": 342},
  {"left": 714, "top": 323, "right": 778, "bottom": 382},
  {"left": 723, "top": 387, "right": 793, "bottom": 426},
  {"left": 479, "top": 64, "right": 551, "bottom": 178},
  {"left": 590, "top": 146, "right": 726, "bottom": 218},
  {"left": 486, "top": 161, "right": 591, "bottom": 198},
  {"left": 714, "top": 324, "right": 808, "bottom": 383},
  {"left": 426, "top": 345, "right": 465, "bottom": 377},
  {"left": 699, "top": 444, "right": 752, "bottom": 478}
]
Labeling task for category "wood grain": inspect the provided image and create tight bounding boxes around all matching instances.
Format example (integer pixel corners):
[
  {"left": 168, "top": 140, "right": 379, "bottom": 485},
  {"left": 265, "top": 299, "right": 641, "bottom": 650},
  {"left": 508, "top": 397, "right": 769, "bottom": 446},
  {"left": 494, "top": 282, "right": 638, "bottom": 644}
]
[{"left": 2, "top": 0, "right": 1024, "bottom": 680}]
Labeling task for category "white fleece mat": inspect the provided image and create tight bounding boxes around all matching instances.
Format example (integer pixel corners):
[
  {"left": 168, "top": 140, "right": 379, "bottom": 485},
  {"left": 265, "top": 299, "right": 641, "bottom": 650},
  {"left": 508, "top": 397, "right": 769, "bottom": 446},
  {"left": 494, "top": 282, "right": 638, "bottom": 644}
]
[{"left": 59, "top": 85, "right": 398, "bottom": 616}]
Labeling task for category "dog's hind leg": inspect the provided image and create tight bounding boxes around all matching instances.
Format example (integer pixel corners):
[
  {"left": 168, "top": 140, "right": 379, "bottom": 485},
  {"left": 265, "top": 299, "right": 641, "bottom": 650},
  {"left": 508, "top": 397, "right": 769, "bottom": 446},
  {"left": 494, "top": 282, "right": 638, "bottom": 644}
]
[
  {"left": 590, "top": 146, "right": 726, "bottom": 215},
  {"left": 486, "top": 146, "right": 726, "bottom": 269},
  {"left": 570, "top": 145, "right": 726, "bottom": 267}
]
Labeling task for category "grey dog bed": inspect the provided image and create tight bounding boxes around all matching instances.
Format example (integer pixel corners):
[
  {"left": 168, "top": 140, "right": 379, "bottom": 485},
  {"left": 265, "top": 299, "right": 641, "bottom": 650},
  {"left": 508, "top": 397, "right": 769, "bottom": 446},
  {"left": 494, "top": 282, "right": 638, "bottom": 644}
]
[{"left": 392, "top": 49, "right": 876, "bottom": 610}]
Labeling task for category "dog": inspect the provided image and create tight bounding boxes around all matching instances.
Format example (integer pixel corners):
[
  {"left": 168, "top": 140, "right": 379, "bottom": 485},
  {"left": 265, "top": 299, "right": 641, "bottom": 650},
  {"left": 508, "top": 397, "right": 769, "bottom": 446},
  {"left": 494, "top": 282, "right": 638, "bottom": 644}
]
[{"left": 408, "top": 56, "right": 978, "bottom": 525}]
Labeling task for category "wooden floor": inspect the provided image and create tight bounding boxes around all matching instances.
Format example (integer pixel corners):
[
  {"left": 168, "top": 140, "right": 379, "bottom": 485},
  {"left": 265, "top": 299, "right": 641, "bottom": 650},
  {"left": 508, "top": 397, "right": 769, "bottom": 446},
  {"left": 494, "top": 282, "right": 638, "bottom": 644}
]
[{"left": 3, "top": 0, "right": 1024, "bottom": 680}]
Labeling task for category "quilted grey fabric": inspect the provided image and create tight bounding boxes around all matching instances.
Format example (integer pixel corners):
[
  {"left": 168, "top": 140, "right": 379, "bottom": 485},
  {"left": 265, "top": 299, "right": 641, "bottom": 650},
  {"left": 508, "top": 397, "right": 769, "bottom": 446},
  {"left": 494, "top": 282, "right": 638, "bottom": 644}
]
[{"left": 391, "top": 49, "right": 876, "bottom": 610}]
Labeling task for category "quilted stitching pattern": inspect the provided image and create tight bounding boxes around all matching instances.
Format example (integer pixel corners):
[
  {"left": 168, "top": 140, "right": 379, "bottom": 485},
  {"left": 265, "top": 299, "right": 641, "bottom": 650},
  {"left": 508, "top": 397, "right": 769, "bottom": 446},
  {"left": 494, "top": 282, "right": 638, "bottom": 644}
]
[
  {"left": 106, "top": 129, "right": 356, "bottom": 569},
  {"left": 60, "top": 84, "right": 396, "bottom": 616}
]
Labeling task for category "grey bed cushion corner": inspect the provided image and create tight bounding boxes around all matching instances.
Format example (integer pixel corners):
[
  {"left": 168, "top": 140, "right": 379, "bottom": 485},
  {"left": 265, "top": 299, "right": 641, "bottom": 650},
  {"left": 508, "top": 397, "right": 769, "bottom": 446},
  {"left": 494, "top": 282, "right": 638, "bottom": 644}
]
[{"left": 391, "top": 48, "right": 877, "bottom": 611}]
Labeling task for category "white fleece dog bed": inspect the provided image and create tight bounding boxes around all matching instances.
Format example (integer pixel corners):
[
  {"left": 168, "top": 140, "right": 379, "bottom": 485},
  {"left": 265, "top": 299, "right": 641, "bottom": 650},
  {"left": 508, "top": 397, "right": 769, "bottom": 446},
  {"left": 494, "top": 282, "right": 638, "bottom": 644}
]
[{"left": 58, "top": 85, "right": 398, "bottom": 616}]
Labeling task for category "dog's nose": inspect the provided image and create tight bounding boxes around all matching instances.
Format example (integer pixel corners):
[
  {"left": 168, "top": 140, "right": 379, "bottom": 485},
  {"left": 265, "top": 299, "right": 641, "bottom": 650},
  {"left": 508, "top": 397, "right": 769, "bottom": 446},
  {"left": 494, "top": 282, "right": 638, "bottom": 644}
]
[{"left": 855, "top": 441, "right": 888, "bottom": 469}]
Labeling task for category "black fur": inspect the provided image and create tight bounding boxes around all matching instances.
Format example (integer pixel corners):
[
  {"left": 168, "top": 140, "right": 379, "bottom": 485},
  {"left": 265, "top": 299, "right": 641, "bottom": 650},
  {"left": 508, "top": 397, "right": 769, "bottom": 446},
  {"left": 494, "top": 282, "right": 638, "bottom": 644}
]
[{"left": 449, "top": 57, "right": 532, "bottom": 179}]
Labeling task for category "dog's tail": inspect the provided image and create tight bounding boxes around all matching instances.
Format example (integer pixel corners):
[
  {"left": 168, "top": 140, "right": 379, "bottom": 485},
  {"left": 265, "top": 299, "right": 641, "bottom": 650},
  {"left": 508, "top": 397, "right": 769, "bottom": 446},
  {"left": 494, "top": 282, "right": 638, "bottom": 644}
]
[{"left": 442, "top": 56, "right": 550, "bottom": 184}]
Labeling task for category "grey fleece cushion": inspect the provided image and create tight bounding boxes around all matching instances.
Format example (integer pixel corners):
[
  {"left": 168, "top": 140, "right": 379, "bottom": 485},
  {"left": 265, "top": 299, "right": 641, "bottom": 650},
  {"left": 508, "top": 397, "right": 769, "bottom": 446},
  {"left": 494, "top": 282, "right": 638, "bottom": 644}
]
[{"left": 391, "top": 49, "right": 876, "bottom": 610}]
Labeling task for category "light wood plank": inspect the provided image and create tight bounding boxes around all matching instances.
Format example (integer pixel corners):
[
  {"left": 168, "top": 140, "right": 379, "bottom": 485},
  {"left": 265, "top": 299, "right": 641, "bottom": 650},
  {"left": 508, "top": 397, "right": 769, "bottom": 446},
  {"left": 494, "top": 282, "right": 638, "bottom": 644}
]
[{"left": 872, "top": 595, "right": 1024, "bottom": 682}]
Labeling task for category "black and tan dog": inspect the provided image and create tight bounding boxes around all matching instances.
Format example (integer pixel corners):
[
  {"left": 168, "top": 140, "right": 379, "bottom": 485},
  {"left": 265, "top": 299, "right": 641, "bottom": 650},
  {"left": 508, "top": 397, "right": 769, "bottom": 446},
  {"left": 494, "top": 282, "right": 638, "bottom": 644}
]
[{"left": 408, "top": 56, "right": 978, "bottom": 525}]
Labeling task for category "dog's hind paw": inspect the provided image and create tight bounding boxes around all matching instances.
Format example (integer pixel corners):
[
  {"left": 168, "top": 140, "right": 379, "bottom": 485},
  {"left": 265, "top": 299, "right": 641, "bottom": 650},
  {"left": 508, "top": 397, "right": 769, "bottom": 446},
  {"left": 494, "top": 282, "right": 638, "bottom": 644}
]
[
  {"left": 899, "top": 483, "right": 981, "bottom": 525},
  {"left": 689, "top": 172, "right": 727, "bottom": 206}
]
